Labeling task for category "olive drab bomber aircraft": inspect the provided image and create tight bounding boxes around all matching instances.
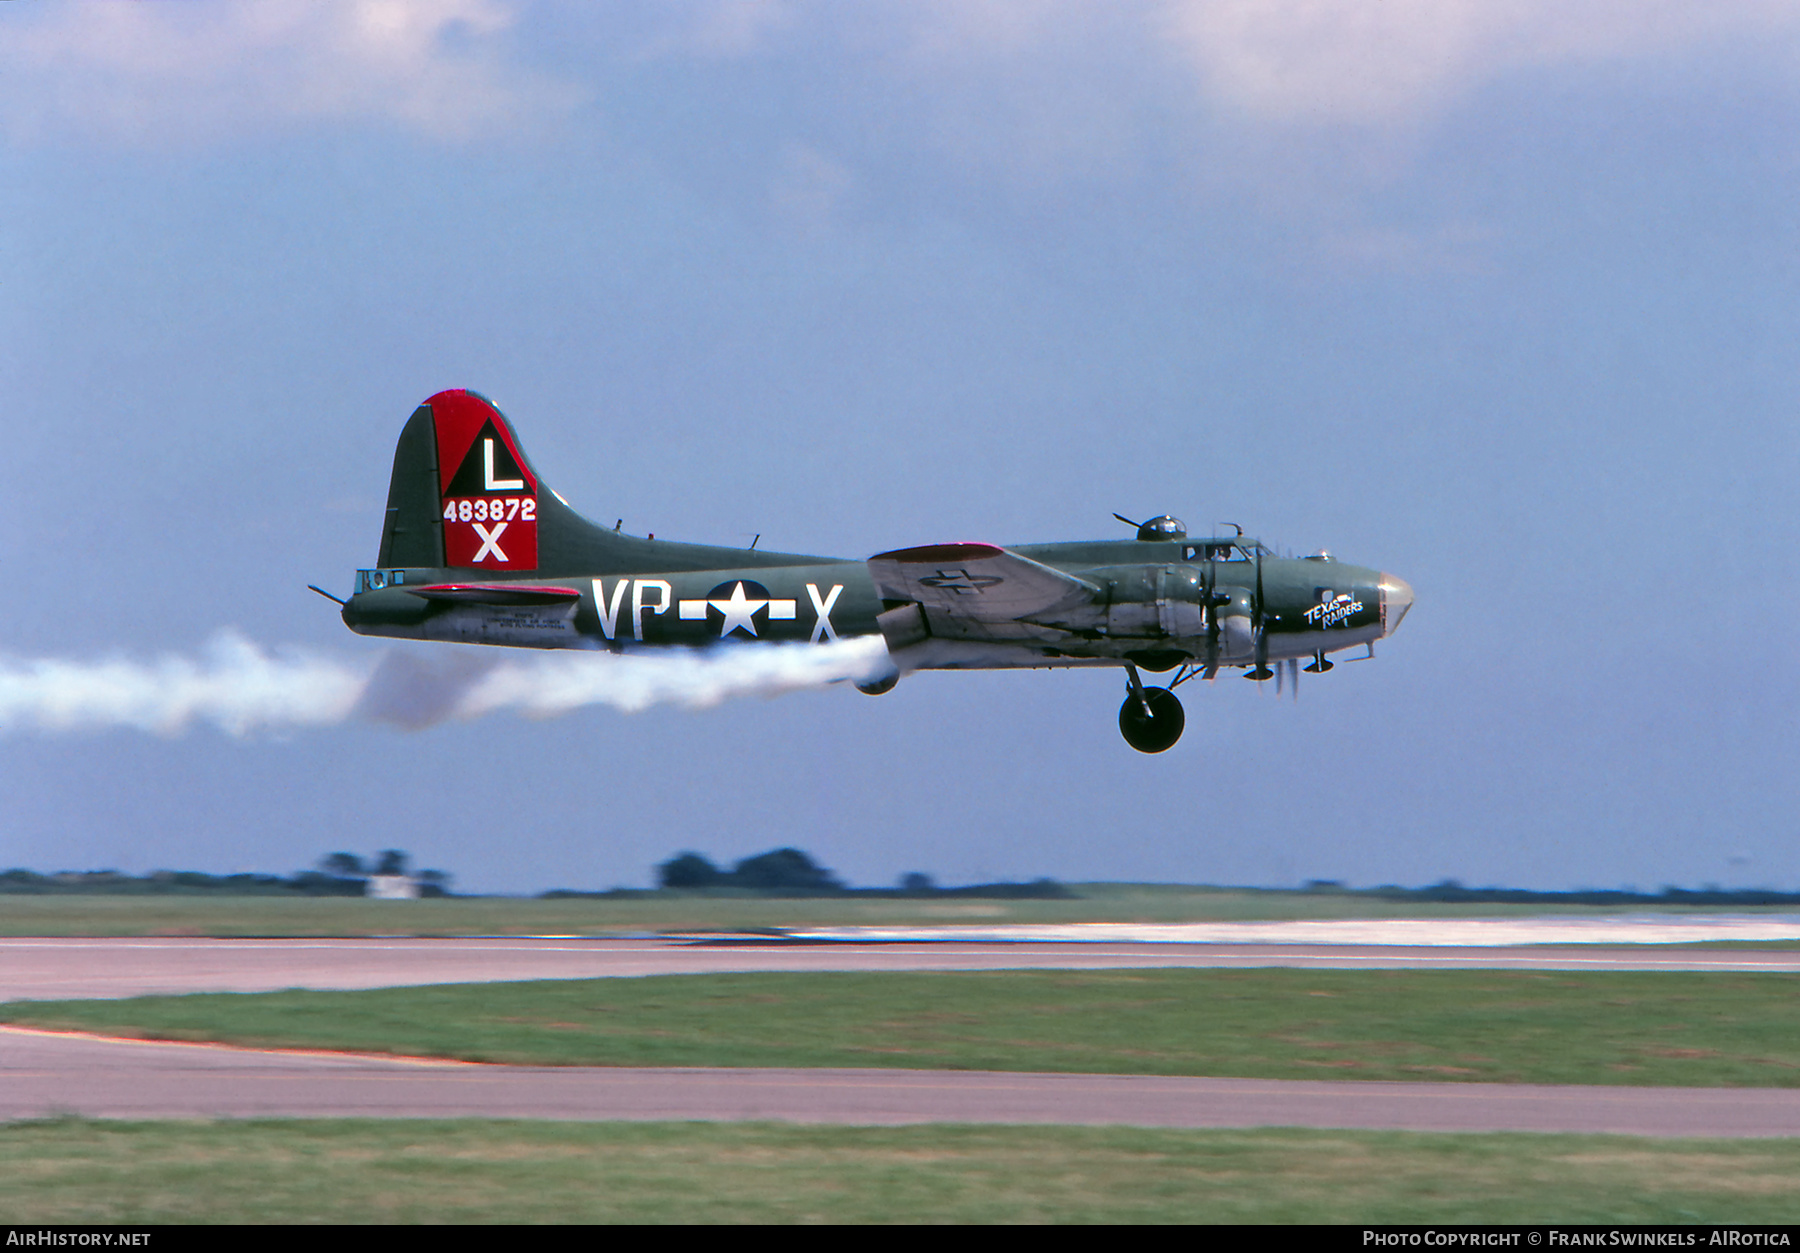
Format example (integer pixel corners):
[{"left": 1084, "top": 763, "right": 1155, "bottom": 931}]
[{"left": 331, "top": 390, "right": 1415, "bottom": 752}]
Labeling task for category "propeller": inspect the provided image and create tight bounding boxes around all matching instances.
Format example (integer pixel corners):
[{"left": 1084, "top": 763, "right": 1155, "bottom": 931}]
[
  {"left": 1247, "top": 546, "right": 1274, "bottom": 682},
  {"left": 1273, "top": 655, "right": 1299, "bottom": 697},
  {"left": 1202, "top": 547, "right": 1221, "bottom": 678}
]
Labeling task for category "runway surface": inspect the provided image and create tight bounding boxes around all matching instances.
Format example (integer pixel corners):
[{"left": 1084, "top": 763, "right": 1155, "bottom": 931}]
[
  {"left": 795, "top": 916, "right": 1800, "bottom": 946},
  {"left": 6, "top": 1026, "right": 1800, "bottom": 1137},
  {"left": 6, "top": 933, "right": 1797, "bottom": 1136},
  {"left": 5, "top": 935, "right": 1800, "bottom": 1002}
]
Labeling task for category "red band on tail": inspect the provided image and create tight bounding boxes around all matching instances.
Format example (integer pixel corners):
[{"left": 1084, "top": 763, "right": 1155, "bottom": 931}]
[{"left": 428, "top": 390, "right": 539, "bottom": 571}]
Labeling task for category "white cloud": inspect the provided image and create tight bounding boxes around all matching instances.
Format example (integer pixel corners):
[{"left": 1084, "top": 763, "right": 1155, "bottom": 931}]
[
  {"left": 1160, "top": 0, "right": 1800, "bottom": 126},
  {"left": 1321, "top": 220, "right": 1502, "bottom": 275},
  {"left": 16, "top": 2, "right": 1795, "bottom": 151},
  {"left": 633, "top": 1, "right": 1800, "bottom": 213},
  {"left": 0, "top": 0, "right": 582, "bottom": 145},
  {"left": 671, "top": 0, "right": 1800, "bottom": 131},
  {"left": 675, "top": 0, "right": 797, "bottom": 60},
  {"left": 768, "top": 142, "right": 855, "bottom": 233}
]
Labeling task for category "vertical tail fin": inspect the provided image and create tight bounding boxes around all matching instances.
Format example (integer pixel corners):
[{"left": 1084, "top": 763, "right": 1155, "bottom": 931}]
[
  {"left": 373, "top": 390, "right": 826, "bottom": 578},
  {"left": 377, "top": 389, "right": 543, "bottom": 572}
]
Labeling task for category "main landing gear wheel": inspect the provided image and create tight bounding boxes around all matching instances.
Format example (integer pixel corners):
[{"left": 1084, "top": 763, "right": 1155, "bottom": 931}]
[{"left": 1119, "top": 685, "right": 1184, "bottom": 753}]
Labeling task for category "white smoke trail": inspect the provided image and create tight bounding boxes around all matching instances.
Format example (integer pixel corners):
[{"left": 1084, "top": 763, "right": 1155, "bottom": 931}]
[
  {"left": 0, "top": 634, "right": 371, "bottom": 736},
  {"left": 0, "top": 632, "right": 896, "bottom": 737},
  {"left": 455, "top": 635, "right": 894, "bottom": 720}
]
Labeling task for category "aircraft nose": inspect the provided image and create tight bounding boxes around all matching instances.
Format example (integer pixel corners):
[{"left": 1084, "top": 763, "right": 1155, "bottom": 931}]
[{"left": 1379, "top": 573, "right": 1414, "bottom": 636}]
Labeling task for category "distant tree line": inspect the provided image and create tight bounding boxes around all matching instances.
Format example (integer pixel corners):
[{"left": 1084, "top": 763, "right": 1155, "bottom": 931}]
[
  {"left": 617, "top": 847, "right": 1074, "bottom": 899},
  {"left": 0, "top": 868, "right": 361, "bottom": 897},
  {"left": 659, "top": 848, "right": 843, "bottom": 892},
  {"left": 317, "top": 850, "right": 453, "bottom": 895},
  {"left": 14, "top": 859, "right": 1794, "bottom": 905},
  {"left": 1333, "top": 879, "right": 1800, "bottom": 907},
  {"left": 0, "top": 850, "right": 453, "bottom": 897}
]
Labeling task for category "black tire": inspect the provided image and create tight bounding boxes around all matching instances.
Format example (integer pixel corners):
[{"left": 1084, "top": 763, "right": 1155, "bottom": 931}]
[{"left": 1118, "top": 686, "right": 1184, "bottom": 753}]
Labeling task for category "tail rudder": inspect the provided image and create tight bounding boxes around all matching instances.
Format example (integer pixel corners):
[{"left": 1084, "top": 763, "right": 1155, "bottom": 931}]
[{"left": 377, "top": 389, "right": 547, "bottom": 573}]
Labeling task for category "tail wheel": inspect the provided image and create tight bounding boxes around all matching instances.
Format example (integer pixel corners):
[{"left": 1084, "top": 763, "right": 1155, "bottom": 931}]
[{"left": 1119, "top": 686, "right": 1184, "bottom": 753}]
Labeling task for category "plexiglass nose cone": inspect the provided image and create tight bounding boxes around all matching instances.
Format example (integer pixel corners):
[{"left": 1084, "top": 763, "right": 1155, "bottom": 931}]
[{"left": 1379, "top": 573, "right": 1414, "bottom": 635}]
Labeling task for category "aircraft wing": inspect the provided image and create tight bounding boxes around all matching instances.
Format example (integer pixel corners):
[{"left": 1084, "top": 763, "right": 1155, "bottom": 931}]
[{"left": 867, "top": 543, "right": 1100, "bottom": 642}]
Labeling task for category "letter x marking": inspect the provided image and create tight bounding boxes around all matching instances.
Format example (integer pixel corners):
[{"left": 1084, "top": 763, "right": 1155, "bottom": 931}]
[{"left": 472, "top": 521, "right": 509, "bottom": 563}]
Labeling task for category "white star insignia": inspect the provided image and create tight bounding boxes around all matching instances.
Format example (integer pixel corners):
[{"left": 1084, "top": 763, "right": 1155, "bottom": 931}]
[{"left": 709, "top": 581, "right": 768, "bottom": 637}]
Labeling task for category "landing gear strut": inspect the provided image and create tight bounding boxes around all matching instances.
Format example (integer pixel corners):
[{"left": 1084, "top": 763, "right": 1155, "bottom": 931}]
[{"left": 1118, "top": 663, "right": 1184, "bottom": 753}]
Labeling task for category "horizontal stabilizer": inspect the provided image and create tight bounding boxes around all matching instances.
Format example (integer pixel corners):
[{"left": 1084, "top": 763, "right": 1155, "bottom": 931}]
[
  {"left": 868, "top": 543, "right": 1098, "bottom": 628},
  {"left": 407, "top": 583, "right": 583, "bottom": 606}
]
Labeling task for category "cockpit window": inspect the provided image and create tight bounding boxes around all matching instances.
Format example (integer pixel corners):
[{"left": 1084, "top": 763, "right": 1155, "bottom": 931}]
[
  {"left": 356, "top": 569, "right": 407, "bottom": 592},
  {"left": 1183, "top": 543, "right": 1250, "bottom": 562}
]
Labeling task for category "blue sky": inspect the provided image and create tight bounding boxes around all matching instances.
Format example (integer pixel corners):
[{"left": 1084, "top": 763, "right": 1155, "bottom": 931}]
[{"left": 3, "top": 1, "right": 1796, "bottom": 893}]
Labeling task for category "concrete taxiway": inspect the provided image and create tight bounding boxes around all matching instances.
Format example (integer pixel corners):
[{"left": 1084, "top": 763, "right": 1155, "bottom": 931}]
[
  {"left": 6, "top": 1027, "right": 1800, "bottom": 1137},
  {"left": 4, "top": 934, "right": 1800, "bottom": 1002},
  {"left": 5, "top": 932, "right": 1796, "bottom": 1136}
]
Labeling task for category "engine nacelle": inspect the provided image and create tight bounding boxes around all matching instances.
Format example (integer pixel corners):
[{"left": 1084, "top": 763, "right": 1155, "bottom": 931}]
[
  {"left": 1216, "top": 589, "right": 1255, "bottom": 661},
  {"left": 1157, "top": 566, "right": 1204, "bottom": 637},
  {"left": 1097, "top": 564, "right": 1210, "bottom": 642}
]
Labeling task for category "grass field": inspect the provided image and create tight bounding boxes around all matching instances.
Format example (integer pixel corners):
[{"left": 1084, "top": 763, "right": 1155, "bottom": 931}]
[
  {"left": 4, "top": 885, "right": 1797, "bottom": 937},
  {"left": 9, "top": 968, "right": 1800, "bottom": 1087},
  {"left": 3, "top": 1119, "right": 1797, "bottom": 1223}
]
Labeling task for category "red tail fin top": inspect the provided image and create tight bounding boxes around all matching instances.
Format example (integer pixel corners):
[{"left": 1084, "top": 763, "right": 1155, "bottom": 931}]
[{"left": 428, "top": 389, "right": 540, "bottom": 571}]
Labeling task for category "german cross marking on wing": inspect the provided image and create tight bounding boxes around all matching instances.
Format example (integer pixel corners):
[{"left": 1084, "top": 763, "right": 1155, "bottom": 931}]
[{"left": 918, "top": 569, "right": 1003, "bottom": 594}]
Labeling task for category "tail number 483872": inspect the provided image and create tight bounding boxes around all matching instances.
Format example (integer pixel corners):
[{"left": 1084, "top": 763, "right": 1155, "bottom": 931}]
[{"left": 443, "top": 498, "right": 538, "bottom": 524}]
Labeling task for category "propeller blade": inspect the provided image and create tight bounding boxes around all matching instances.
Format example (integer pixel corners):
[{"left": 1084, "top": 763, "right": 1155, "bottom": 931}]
[
  {"left": 1254, "top": 548, "right": 1263, "bottom": 625},
  {"left": 1246, "top": 549, "right": 1273, "bottom": 681},
  {"left": 1203, "top": 559, "right": 1220, "bottom": 676},
  {"left": 1288, "top": 657, "right": 1299, "bottom": 700},
  {"left": 1247, "top": 627, "right": 1272, "bottom": 681}
]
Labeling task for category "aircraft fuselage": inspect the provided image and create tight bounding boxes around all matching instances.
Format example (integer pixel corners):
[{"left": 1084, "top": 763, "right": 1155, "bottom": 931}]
[
  {"left": 342, "top": 538, "right": 1402, "bottom": 672},
  {"left": 336, "top": 389, "right": 1413, "bottom": 751}
]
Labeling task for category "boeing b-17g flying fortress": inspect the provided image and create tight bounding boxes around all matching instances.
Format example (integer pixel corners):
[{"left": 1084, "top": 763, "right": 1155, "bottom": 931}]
[{"left": 330, "top": 390, "right": 1414, "bottom": 752}]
